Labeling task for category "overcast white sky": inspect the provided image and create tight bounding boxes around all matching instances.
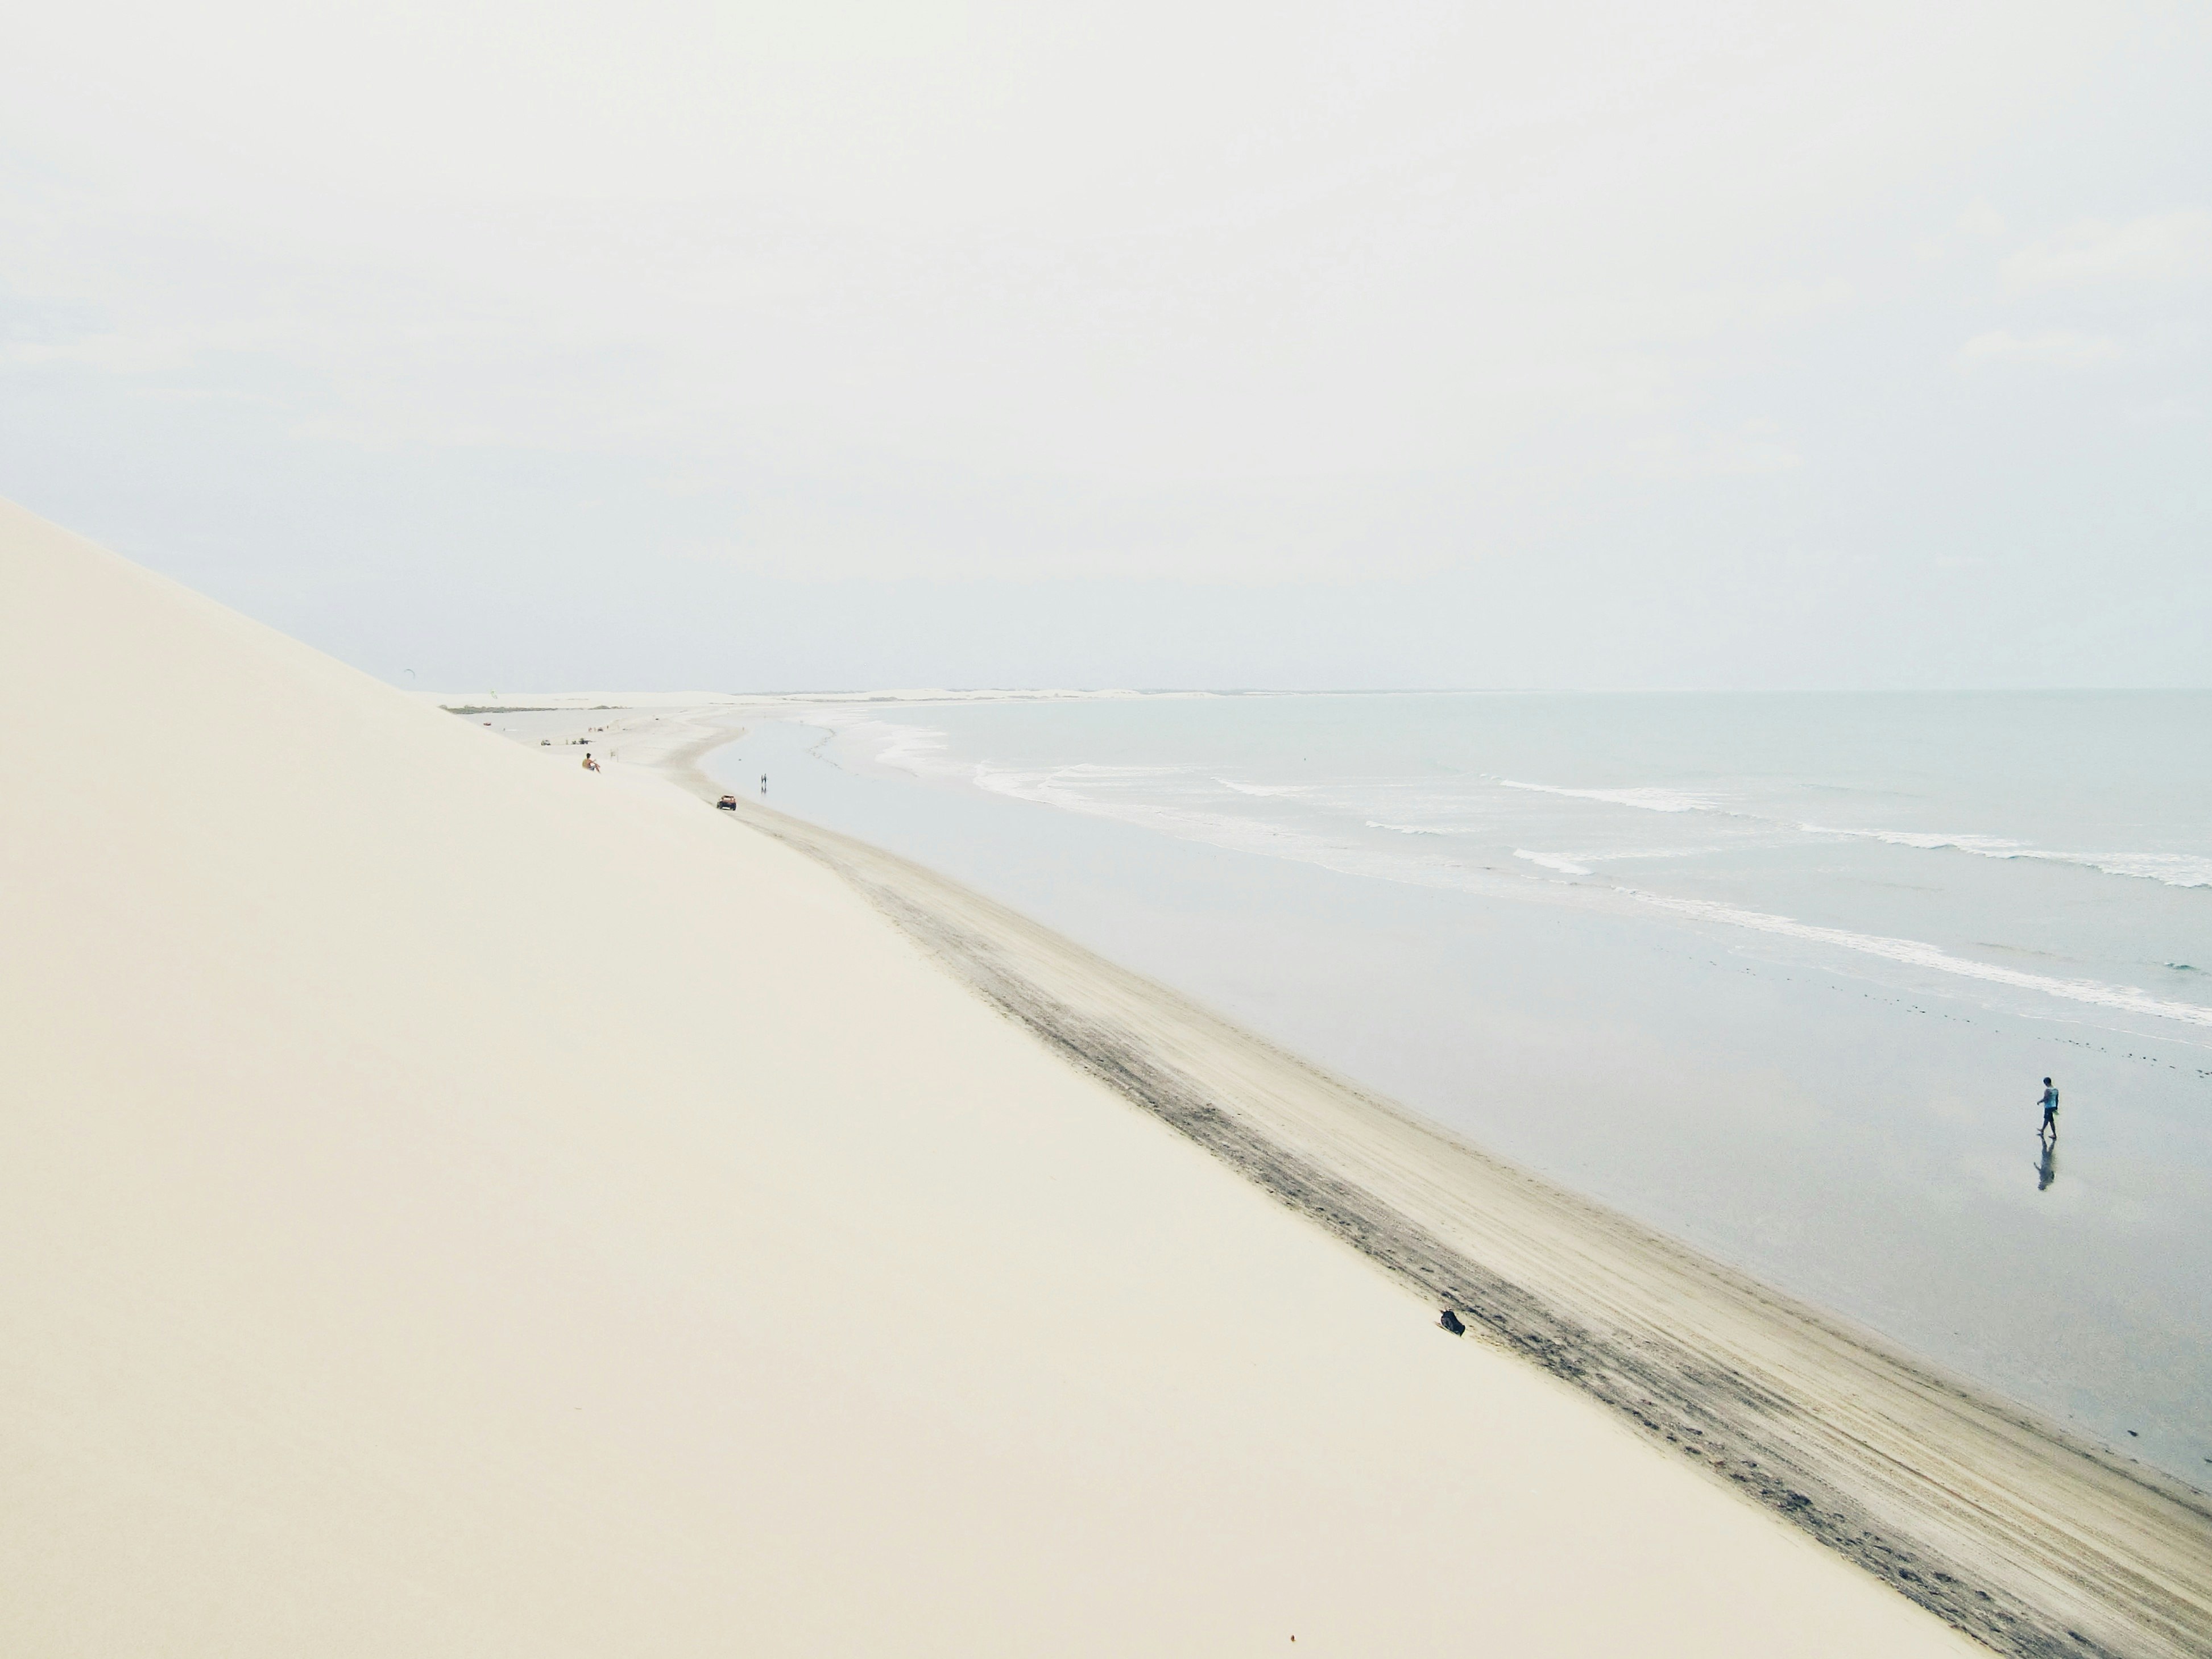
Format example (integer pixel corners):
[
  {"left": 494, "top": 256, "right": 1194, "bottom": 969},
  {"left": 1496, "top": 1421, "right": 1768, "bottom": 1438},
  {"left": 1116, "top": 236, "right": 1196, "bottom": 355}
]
[{"left": 3, "top": 1, "right": 2207, "bottom": 689}]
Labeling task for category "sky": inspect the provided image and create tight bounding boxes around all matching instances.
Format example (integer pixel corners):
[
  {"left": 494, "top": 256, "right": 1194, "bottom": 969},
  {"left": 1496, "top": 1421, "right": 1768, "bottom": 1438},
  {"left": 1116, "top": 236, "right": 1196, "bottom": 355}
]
[{"left": 3, "top": 1, "right": 2207, "bottom": 691}]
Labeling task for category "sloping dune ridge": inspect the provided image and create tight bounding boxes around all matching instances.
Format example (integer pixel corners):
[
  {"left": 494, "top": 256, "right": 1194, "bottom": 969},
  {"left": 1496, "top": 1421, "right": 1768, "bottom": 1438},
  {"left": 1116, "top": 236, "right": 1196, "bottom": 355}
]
[{"left": 0, "top": 497, "right": 2019, "bottom": 1654}]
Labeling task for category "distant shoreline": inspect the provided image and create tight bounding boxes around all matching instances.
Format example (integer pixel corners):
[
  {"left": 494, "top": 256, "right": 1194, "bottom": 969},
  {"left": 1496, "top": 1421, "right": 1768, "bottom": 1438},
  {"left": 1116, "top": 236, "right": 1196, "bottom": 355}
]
[{"left": 642, "top": 712, "right": 2212, "bottom": 1659}]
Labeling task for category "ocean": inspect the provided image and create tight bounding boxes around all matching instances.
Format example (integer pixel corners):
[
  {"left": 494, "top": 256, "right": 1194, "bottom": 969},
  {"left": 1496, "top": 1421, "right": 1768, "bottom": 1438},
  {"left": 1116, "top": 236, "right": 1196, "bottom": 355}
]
[{"left": 703, "top": 690, "right": 2212, "bottom": 1486}]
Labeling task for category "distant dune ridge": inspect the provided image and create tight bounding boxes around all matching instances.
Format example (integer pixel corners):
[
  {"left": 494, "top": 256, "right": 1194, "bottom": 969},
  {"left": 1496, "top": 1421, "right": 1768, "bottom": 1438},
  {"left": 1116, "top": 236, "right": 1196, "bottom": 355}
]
[{"left": 0, "top": 496, "right": 2064, "bottom": 1654}]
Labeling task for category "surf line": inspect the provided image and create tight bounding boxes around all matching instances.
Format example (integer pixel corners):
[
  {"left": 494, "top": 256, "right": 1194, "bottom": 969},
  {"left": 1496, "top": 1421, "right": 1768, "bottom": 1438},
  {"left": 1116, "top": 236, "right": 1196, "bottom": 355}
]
[{"left": 1618, "top": 887, "right": 2212, "bottom": 1029}]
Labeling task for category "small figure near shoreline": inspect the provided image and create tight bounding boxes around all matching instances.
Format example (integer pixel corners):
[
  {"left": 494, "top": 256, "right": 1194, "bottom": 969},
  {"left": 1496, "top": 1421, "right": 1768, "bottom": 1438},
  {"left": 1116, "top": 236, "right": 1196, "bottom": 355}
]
[
  {"left": 2039, "top": 1076, "right": 2060, "bottom": 1143},
  {"left": 582, "top": 752, "right": 600, "bottom": 773}
]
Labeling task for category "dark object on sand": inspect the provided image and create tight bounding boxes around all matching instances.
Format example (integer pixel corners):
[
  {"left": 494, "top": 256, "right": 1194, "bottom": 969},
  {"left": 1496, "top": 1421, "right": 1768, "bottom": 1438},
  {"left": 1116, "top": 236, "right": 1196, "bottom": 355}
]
[
  {"left": 1438, "top": 1308, "right": 1465, "bottom": 1336},
  {"left": 717, "top": 794, "right": 739, "bottom": 811}
]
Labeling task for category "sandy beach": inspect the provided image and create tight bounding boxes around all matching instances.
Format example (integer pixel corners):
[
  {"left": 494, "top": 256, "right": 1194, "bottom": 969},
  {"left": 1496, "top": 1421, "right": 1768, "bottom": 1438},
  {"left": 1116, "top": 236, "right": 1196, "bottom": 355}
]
[
  {"left": 656, "top": 712, "right": 2212, "bottom": 1656},
  {"left": 5, "top": 497, "right": 2205, "bottom": 1654}
]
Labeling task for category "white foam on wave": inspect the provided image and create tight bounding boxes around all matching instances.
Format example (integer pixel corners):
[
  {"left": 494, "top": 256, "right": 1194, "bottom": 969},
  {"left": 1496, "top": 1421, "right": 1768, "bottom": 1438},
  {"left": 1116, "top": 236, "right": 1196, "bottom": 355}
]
[
  {"left": 815, "top": 729, "right": 2212, "bottom": 1025},
  {"left": 1802, "top": 824, "right": 2212, "bottom": 889},
  {"left": 822, "top": 717, "right": 958, "bottom": 778},
  {"left": 1619, "top": 887, "right": 2212, "bottom": 1029},
  {"left": 1498, "top": 779, "right": 1717, "bottom": 813},
  {"left": 1801, "top": 824, "right": 2023, "bottom": 855},
  {"left": 1515, "top": 849, "right": 1593, "bottom": 876},
  {"left": 1997, "top": 847, "right": 2212, "bottom": 888},
  {"left": 971, "top": 760, "right": 1201, "bottom": 819},
  {"left": 1486, "top": 779, "right": 2212, "bottom": 891},
  {"left": 961, "top": 753, "right": 2212, "bottom": 1028},
  {"left": 2061, "top": 851, "right": 2212, "bottom": 887},
  {"left": 961, "top": 761, "right": 2212, "bottom": 1028},
  {"left": 1049, "top": 762, "right": 1184, "bottom": 779},
  {"left": 905, "top": 756, "right": 1531, "bottom": 899}
]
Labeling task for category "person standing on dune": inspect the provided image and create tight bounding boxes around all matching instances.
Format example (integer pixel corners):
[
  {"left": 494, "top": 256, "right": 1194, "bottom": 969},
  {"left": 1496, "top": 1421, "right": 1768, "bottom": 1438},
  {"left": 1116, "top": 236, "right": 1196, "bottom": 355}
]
[{"left": 2039, "top": 1077, "right": 2060, "bottom": 1142}]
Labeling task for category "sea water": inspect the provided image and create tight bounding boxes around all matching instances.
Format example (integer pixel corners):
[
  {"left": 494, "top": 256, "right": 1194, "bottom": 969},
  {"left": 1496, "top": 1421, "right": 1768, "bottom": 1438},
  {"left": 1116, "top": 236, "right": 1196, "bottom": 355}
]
[{"left": 704, "top": 691, "right": 2212, "bottom": 1486}]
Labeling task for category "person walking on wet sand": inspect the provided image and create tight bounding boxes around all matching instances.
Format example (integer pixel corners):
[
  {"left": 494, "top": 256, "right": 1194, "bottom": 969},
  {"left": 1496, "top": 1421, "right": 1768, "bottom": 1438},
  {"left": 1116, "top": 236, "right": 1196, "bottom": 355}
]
[{"left": 2038, "top": 1077, "right": 2060, "bottom": 1142}]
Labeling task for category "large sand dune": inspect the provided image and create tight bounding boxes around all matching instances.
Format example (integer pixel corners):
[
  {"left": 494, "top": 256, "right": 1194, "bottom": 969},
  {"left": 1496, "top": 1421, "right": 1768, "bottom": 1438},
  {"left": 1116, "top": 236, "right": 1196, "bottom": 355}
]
[{"left": 2, "top": 499, "right": 1989, "bottom": 1654}]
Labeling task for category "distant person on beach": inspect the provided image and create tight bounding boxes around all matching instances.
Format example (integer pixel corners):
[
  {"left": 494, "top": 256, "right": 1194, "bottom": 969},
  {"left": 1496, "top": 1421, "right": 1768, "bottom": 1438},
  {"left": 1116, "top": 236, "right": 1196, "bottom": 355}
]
[
  {"left": 759, "top": 774, "right": 767, "bottom": 794},
  {"left": 582, "top": 752, "right": 600, "bottom": 773},
  {"left": 2039, "top": 1077, "right": 2060, "bottom": 1141}
]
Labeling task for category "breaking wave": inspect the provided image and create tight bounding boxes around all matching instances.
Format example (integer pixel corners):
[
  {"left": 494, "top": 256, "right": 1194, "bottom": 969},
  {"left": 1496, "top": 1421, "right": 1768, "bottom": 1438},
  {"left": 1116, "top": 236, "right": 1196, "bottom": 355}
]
[
  {"left": 1620, "top": 888, "right": 2212, "bottom": 1028},
  {"left": 1498, "top": 779, "right": 1716, "bottom": 813}
]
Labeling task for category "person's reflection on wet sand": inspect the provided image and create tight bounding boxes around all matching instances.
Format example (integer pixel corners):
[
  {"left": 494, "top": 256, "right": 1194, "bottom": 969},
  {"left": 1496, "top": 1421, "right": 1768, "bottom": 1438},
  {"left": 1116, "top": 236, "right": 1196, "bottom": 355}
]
[{"left": 2037, "top": 1139, "right": 2058, "bottom": 1192}]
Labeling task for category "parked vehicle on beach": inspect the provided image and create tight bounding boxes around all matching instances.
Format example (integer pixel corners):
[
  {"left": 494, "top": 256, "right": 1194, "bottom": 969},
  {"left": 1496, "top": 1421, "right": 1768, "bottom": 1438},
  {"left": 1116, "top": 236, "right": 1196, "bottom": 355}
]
[{"left": 716, "top": 794, "right": 739, "bottom": 811}]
